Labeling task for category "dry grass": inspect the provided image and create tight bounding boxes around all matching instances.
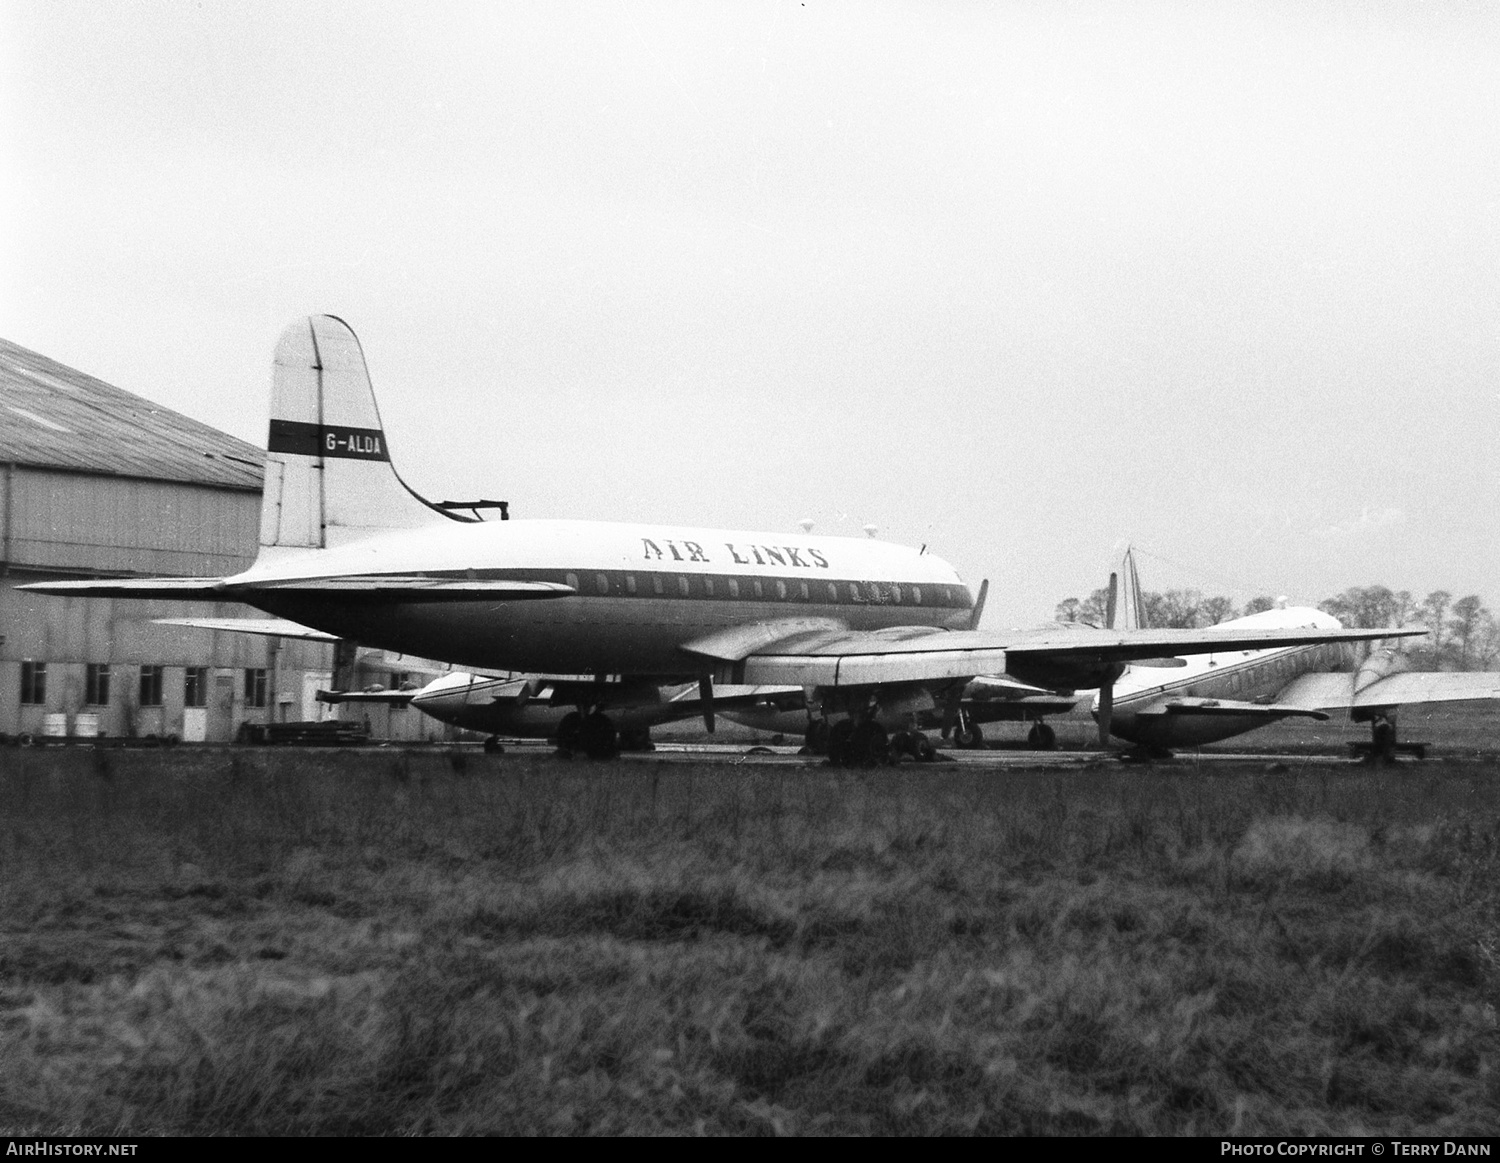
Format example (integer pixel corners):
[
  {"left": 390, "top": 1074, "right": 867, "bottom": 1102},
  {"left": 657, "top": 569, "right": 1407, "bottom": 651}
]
[{"left": 0, "top": 745, "right": 1497, "bottom": 1135}]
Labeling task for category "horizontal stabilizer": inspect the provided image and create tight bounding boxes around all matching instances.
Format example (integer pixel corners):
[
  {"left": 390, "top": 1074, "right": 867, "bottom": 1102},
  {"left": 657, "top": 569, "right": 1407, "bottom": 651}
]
[
  {"left": 19, "top": 577, "right": 228, "bottom": 599},
  {"left": 155, "top": 617, "right": 340, "bottom": 642},
  {"left": 316, "top": 688, "right": 415, "bottom": 706}
]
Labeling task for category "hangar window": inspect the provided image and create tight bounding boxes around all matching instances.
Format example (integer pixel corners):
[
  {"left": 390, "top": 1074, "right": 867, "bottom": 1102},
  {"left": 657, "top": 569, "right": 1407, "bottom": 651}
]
[
  {"left": 20, "top": 662, "right": 46, "bottom": 705},
  {"left": 244, "top": 668, "right": 268, "bottom": 708},
  {"left": 139, "top": 666, "right": 164, "bottom": 708},
  {"left": 184, "top": 667, "right": 208, "bottom": 708},
  {"left": 596, "top": 573, "right": 609, "bottom": 595},
  {"left": 86, "top": 664, "right": 111, "bottom": 706}
]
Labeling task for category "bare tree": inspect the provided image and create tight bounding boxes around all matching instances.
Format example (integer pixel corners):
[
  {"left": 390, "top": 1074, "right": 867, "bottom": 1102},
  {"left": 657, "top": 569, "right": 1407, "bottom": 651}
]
[
  {"left": 1054, "top": 597, "right": 1082, "bottom": 624},
  {"left": 1242, "top": 596, "right": 1277, "bottom": 615},
  {"left": 1199, "top": 595, "right": 1239, "bottom": 625},
  {"left": 1448, "top": 595, "right": 1488, "bottom": 670}
]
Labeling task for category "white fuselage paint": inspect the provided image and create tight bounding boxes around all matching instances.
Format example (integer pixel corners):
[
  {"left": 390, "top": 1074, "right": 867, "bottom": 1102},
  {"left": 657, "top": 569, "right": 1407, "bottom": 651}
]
[
  {"left": 235, "top": 518, "right": 972, "bottom": 676},
  {"left": 1095, "top": 607, "right": 1358, "bottom": 747}
]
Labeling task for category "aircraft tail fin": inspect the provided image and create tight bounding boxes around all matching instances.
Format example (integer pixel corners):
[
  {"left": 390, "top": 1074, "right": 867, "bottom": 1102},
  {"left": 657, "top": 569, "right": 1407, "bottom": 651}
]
[
  {"left": 258, "top": 315, "right": 455, "bottom": 554},
  {"left": 1106, "top": 544, "right": 1149, "bottom": 631}
]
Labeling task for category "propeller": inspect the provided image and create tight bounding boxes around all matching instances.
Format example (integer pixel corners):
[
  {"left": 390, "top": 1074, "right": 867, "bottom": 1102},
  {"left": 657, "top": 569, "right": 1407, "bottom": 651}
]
[{"left": 698, "top": 674, "right": 715, "bottom": 734}]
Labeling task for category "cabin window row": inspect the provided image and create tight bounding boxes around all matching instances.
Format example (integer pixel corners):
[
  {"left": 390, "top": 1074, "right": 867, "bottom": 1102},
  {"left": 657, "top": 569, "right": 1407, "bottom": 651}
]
[{"left": 560, "top": 572, "right": 966, "bottom": 608}]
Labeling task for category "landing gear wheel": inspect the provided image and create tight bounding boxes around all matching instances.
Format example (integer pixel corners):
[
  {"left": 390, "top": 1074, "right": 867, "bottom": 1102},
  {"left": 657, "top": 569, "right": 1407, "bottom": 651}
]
[
  {"left": 911, "top": 731, "right": 938, "bottom": 762},
  {"left": 802, "top": 719, "right": 831, "bottom": 756},
  {"left": 483, "top": 736, "right": 504, "bottom": 755},
  {"left": 1027, "top": 722, "right": 1057, "bottom": 751},
  {"left": 953, "top": 721, "right": 985, "bottom": 749},
  {"left": 849, "top": 720, "right": 890, "bottom": 767},
  {"left": 889, "top": 729, "right": 914, "bottom": 760},
  {"left": 826, "top": 720, "right": 854, "bottom": 766},
  {"left": 556, "top": 711, "right": 584, "bottom": 755},
  {"left": 1370, "top": 715, "right": 1397, "bottom": 765},
  {"left": 581, "top": 711, "right": 619, "bottom": 760},
  {"left": 619, "top": 726, "right": 655, "bottom": 752}
]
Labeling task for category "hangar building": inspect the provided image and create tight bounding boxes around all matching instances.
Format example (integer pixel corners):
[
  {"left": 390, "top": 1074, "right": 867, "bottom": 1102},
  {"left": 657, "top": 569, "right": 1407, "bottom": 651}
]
[{"left": 0, "top": 336, "right": 445, "bottom": 743}]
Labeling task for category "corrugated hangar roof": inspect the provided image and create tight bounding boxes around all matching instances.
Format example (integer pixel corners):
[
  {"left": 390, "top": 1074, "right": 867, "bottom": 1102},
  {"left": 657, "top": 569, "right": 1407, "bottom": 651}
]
[{"left": 0, "top": 337, "right": 265, "bottom": 490}]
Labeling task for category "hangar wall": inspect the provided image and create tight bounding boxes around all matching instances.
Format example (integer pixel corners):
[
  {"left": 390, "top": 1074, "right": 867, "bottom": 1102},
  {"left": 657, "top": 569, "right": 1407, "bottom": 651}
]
[{"left": 0, "top": 337, "right": 454, "bottom": 743}]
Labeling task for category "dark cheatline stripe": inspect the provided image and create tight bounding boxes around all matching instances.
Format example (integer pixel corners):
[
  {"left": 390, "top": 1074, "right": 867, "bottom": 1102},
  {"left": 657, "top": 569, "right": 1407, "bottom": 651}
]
[{"left": 267, "top": 419, "right": 389, "bottom": 461}]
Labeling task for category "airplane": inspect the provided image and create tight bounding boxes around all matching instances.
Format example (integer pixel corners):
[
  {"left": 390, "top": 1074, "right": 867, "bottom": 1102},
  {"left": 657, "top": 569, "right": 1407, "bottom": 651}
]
[
  {"left": 1093, "top": 549, "right": 1500, "bottom": 760},
  {"left": 22, "top": 315, "right": 1423, "bottom": 765},
  {"left": 325, "top": 672, "right": 804, "bottom": 754},
  {"left": 721, "top": 673, "right": 1078, "bottom": 753},
  {"left": 157, "top": 615, "right": 800, "bottom": 755}
]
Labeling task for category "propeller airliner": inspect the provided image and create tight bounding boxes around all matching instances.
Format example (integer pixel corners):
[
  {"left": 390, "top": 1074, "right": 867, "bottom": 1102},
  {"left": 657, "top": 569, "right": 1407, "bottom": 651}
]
[{"left": 24, "top": 316, "right": 1422, "bottom": 763}]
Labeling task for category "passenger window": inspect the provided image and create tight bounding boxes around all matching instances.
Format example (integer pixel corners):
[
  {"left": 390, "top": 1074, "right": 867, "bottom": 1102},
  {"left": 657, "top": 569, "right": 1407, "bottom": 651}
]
[
  {"left": 704, "top": 577, "right": 715, "bottom": 597},
  {"left": 827, "top": 582, "right": 839, "bottom": 603},
  {"left": 678, "top": 576, "right": 690, "bottom": 597},
  {"left": 912, "top": 586, "right": 922, "bottom": 605},
  {"left": 728, "top": 578, "right": 740, "bottom": 598},
  {"left": 566, "top": 572, "right": 579, "bottom": 591},
  {"left": 775, "top": 579, "right": 787, "bottom": 600},
  {"left": 752, "top": 579, "right": 764, "bottom": 599},
  {"left": 596, "top": 573, "right": 609, "bottom": 595},
  {"left": 799, "top": 581, "right": 809, "bottom": 601},
  {"left": 626, "top": 575, "right": 637, "bottom": 595},
  {"left": 891, "top": 584, "right": 902, "bottom": 604},
  {"left": 653, "top": 574, "right": 664, "bottom": 595},
  {"left": 849, "top": 582, "right": 862, "bottom": 603}
]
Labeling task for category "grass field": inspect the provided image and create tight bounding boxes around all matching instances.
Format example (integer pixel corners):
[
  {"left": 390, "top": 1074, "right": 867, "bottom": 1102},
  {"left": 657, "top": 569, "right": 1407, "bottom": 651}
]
[{"left": 1, "top": 742, "right": 1498, "bottom": 1135}]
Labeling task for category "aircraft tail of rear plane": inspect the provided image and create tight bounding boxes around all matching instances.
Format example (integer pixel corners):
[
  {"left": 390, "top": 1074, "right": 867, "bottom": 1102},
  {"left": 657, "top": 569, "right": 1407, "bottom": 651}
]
[{"left": 258, "top": 315, "right": 455, "bottom": 557}]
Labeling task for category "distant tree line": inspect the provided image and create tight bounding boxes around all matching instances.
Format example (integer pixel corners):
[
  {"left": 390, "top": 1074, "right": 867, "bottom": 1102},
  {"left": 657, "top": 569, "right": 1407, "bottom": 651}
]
[{"left": 1053, "top": 584, "right": 1499, "bottom": 671}]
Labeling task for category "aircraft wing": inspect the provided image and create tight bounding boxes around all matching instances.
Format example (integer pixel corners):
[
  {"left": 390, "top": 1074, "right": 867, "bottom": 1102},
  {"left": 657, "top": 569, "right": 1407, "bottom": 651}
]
[
  {"left": 155, "top": 617, "right": 341, "bottom": 642},
  {"left": 1278, "top": 670, "right": 1500, "bottom": 711},
  {"left": 1137, "top": 696, "right": 1329, "bottom": 723},
  {"left": 687, "top": 622, "right": 1425, "bottom": 689}
]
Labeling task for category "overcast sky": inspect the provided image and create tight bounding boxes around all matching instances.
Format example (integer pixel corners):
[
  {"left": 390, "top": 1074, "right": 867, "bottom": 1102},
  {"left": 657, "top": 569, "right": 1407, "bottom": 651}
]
[{"left": 3, "top": 1, "right": 1497, "bottom": 624}]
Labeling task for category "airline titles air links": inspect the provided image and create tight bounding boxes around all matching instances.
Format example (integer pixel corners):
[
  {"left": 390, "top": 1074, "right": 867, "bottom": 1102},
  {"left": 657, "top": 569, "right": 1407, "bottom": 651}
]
[{"left": 641, "top": 539, "right": 830, "bottom": 569}]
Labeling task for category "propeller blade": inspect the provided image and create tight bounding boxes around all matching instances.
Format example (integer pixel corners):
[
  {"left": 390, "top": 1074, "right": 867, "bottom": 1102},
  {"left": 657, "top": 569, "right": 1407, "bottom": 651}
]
[
  {"left": 698, "top": 675, "right": 715, "bottom": 734},
  {"left": 1097, "top": 680, "right": 1114, "bottom": 747}
]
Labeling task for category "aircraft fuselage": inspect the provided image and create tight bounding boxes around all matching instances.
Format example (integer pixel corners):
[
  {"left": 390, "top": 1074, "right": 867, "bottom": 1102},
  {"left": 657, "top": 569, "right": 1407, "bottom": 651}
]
[{"left": 237, "top": 517, "right": 973, "bottom": 676}]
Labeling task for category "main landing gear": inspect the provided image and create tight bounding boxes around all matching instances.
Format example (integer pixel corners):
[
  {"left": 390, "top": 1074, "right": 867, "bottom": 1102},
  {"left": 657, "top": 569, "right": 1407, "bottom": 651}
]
[
  {"left": 1349, "top": 711, "right": 1426, "bottom": 764},
  {"left": 555, "top": 711, "right": 655, "bottom": 759},
  {"left": 818, "top": 718, "right": 940, "bottom": 767},
  {"left": 556, "top": 710, "right": 620, "bottom": 760}
]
